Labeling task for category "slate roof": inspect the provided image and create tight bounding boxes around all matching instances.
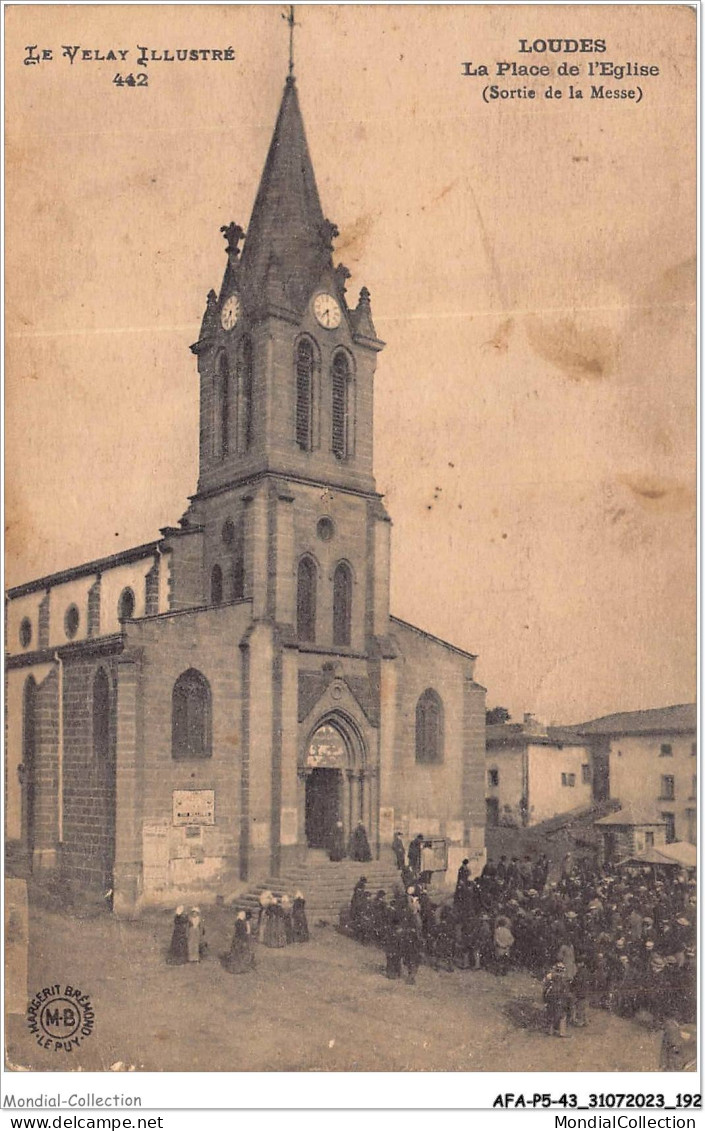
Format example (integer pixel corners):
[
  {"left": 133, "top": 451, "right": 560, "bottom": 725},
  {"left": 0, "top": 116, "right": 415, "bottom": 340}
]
[
  {"left": 567, "top": 703, "right": 696, "bottom": 737},
  {"left": 238, "top": 76, "right": 331, "bottom": 314},
  {"left": 595, "top": 804, "right": 667, "bottom": 827}
]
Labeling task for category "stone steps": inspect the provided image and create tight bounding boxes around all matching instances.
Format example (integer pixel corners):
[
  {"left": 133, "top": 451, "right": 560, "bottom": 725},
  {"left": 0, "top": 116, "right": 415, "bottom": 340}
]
[{"left": 233, "top": 858, "right": 402, "bottom": 916}]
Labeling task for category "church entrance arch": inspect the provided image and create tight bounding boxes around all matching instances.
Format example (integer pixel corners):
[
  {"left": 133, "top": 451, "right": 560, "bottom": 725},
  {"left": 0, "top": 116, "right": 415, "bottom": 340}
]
[{"left": 302, "top": 717, "right": 368, "bottom": 851}]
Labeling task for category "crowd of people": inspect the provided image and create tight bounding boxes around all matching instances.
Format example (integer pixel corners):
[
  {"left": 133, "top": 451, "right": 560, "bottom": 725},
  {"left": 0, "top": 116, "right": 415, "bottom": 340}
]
[
  {"left": 166, "top": 891, "right": 310, "bottom": 975},
  {"left": 342, "top": 838, "right": 697, "bottom": 1038}
]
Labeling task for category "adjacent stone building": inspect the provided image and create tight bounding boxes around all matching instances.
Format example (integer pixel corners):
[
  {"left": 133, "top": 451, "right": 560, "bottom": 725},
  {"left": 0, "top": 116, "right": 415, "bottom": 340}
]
[
  {"left": 485, "top": 714, "right": 594, "bottom": 828},
  {"left": 5, "top": 74, "right": 487, "bottom": 915},
  {"left": 569, "top": 703, "right": 697, "bottom": 847}
]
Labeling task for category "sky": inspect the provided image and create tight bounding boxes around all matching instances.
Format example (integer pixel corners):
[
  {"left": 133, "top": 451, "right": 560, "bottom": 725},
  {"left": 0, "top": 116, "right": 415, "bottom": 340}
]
[{"left": 5, "top": 4, "right": 696, "bottom": 724}]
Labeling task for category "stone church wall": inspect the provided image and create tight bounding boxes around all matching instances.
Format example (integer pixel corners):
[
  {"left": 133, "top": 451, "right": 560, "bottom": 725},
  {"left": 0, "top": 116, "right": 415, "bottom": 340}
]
[
  {"left": 61, "top": 654, "right": 118, "bottom": 891},
  {"left": 123, "top": 600, "right": 252, "bottom": 904},
  {"left": 387, "top": 619, "right": 485, "bottom": 862}
]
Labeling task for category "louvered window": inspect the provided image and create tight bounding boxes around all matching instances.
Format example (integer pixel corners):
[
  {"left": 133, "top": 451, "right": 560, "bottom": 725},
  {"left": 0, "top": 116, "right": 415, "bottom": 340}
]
[
  {"left": 331, "top": 352, "right": 349, "bottom": 458},
  {"left": 239, "top": 336, "right": 253, "bottom": 452},
  {"left": 296, "top": 339, "right": 314, "bottom": 450},
  {"left": 297, "top": 557, "right": 317, "bottom": 641},
  {"left": 217, "top": 354, "right": 230, "bottom": 459},
  {"left": 333, "top": 562, "right": 352, "bottom": 646}
]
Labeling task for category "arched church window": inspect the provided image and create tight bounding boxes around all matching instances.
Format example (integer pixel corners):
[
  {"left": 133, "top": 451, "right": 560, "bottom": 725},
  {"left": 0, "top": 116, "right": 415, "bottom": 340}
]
[
  {"left": 210, "top": 564, "right": 223, "bottom": 605},
  {"left": 118, "top": 587, "right": 135, "bottom": 621},
  {"left": 238, "top": 335, "right": 253, "bottom": 452},
  {"left": 333, "top": 561, "right": 352, "bottom": 646},
  {"left": 331, "top": 352, "right": 351, "bottom": 459},
  {"left": 93, "top": 667, "right": 111, "bottom": 760},
  {"left": 415, "top": 688, "right": 444, "bottom": 764},
  {"left": 217, "top": 353, "right": 231, "bottom": 460},
  {"left": 172, "top": 669, "right": 212, "bottom": 760},
  {"left": 296, "top": 556, "right": 317, "bottom": 642},
  {"left": 295, "top": 339, "right": 314, "bottom": 451}
]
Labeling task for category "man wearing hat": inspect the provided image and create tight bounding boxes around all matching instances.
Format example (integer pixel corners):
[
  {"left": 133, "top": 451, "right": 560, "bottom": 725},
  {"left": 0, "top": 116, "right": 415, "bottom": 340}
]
[
  {"left": 391, "top": 831, "right": 406, "bottom": 870},
  {"left": 543, "top": 961, "right": 572, "bottom": 1037}
]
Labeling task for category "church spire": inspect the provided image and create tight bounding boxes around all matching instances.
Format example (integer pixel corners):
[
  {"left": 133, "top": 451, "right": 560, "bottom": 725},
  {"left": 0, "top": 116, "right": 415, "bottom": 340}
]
[{"left": 238, "top": 71, "right": 335, "bottom": 314}]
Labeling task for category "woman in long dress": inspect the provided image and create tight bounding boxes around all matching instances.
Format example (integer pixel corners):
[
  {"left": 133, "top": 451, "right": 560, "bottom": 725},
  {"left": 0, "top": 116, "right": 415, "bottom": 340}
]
[
  {"left": 280, "top": 894, "right": 294, "bottom": 944},
  {"left": 349, "top": 822, "right": 372, "bottom": 862},
  {"left": 292, "top": 891, "right": 310, "bottom": 943},
  {"left": 166, "top": 905, "right": 189, "bottom": 965},
  {"left": 262, "top": 898, "right": 287, "bottom": 948},
  {"left": 222, "top": 911, "right": 255, "bottom": 974},
  {"left": 257, "top": 890, "right": 273, "bottom": 941},
  {"left": 329, "top": 820, "right": 346, "bottom": 862}
]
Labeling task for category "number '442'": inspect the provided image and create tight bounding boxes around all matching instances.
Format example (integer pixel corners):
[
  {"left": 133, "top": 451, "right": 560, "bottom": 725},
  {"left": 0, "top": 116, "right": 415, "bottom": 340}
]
[{"left": 113, "top": 73, "right": 148, "bottom": 87}]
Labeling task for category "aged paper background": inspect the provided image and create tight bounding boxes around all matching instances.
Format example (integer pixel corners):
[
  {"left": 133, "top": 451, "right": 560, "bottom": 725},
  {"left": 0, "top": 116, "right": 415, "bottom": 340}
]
[{"left": 5, "top": 4, "right": 695, "bottom": 733}]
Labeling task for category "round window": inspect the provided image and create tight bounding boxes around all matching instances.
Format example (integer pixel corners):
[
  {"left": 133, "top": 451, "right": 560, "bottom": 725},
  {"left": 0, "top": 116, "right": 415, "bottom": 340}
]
[
  {"left": 118, "top": 587, "right": 135, "bottom": 621},
  {"left": 317, "top": 517, "right": 335, "bottom": 542},
  {"left": 64, "top": 604, "right": 80, "bottom": 640},
  {"left": 222, "top": 518, "right": 236, "bottom": 547},
  {"left": 19, "top": 617, "right": 32, "bottom": 649}
]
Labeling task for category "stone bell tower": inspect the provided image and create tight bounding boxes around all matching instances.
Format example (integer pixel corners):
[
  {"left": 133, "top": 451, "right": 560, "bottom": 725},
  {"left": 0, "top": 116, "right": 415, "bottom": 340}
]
[{"left": 187, "top": 73, "right": 391, "bottom": 652}]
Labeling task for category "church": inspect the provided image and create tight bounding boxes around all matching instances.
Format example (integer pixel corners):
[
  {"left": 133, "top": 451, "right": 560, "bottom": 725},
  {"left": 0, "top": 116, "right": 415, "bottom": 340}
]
[{"left": 5, "top": 68, "right": 487, "bottom": 916}]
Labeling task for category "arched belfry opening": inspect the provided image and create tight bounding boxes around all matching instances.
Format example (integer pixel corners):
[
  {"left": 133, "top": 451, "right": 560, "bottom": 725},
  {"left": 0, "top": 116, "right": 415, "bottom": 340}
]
[{"left": 301, "top": 712, "right": 371, "bottom": 852}]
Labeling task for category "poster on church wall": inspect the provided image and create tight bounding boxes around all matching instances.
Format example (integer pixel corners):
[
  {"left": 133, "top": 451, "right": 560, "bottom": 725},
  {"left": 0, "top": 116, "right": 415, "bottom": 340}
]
[
  {"left": 172, "top": 789, "right": 215, "bottom": 827},
  {"left": 3, "top": 0, "right": 696, "bottom": 1109}
]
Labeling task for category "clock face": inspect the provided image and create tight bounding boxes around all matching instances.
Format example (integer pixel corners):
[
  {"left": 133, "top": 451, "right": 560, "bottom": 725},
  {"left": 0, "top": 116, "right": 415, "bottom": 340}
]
[
  {"left": 221, "top": 293, "right": 241, "bottom": 331},
  {"left": 313, "top": 292, "right": 342, "bottom": 330}
]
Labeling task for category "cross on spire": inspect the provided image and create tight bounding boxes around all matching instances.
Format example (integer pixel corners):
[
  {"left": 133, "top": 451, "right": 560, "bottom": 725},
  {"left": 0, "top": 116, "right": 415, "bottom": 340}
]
[{"left": 283, "top": 5, "right": 297, "bottom": 76}]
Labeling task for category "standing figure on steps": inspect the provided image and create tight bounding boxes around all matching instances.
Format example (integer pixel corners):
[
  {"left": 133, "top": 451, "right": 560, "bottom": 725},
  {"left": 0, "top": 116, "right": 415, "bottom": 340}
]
[
  {"left": 349, "top": 821, "right": 372, "bottom": 862},
  {"left": 329, "top": 819, "right": 346, "bottom": 862},
  {"left": 166, "top": 905, "right": 189, "bottom": 965},
  {"left": 292, "top": 891, "right": 310, "bottom": 943},
  {"left": 392, "top": 831, "right": 406, "bottom": 870}
]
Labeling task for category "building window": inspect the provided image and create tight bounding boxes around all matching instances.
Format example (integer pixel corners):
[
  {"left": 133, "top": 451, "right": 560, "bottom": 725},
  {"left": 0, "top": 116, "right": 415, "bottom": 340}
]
[
  {"left": 295, "top": 338, "right": 315, "bottom": 451},
  {"left": 64, "top": 604, "right": 80, "bottom": 640},
  {"left": 561, "top": 772, "right": 576, "bottom": 787},
  {"left": 317, "top": 516, "right": 335, "bottom": 542},
  {"left": 238, "top": 335, "right": 253, "bottom": 452},
  {"left": 661, "top": 812, "right": 676, "bottom": 844},
  {"left": 645, "top": 831, "right": 655, "bottom": 847},
  {"left": 118, "top": 587, "right": 135, "bottom": 621},
  {"left": 690, "top": 774, "right": 696, "bottom": 799},
  {"left": 691, "top": 742, "right": 697, "bottom": 757},
  {"left": 93, "top": 668, "right": 111, "bottom": 760},
  {"left": 172, "top": 669, "right": 212, "bottom": 760},
  {"left": 296, "top": 556, "right": 317, "bottom": 642},
  {"left": 332, "top": 562, "right": 352, "bottom": 647},
  {"left": 415, "top": 689, "right": 444, "bottom": 764},
  {"left": 660, "top": 775, "right": 675, "bottom": 800},
  {"left": 216, "top": 353, "right": 231, "bottom": 460},
  {"left": 210, "top": 564, "right": 223, "bottom": 605},
  {"left": 487, "top": 768, "right": 499, "bottom": 788},
  {"left": 685, "top": 808, "right": 696, "bottom": 845},
  {"left": 232, "top": 557, "right": 245, "bottom": 600},
  {"left": 660, "top": 742, "right": 673, "bottom": 757},
  {"left": 331, "top": 351, "right": 351, "bottom": 459},
  {"left": 19, "top": 617, "right": 32, "bottom": 649},
  {"left": 222, "top": 518, "right": 235, "bottom": 547},
  {"left": 581, "top": 763, "right": 591, "bottom": 784}
]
